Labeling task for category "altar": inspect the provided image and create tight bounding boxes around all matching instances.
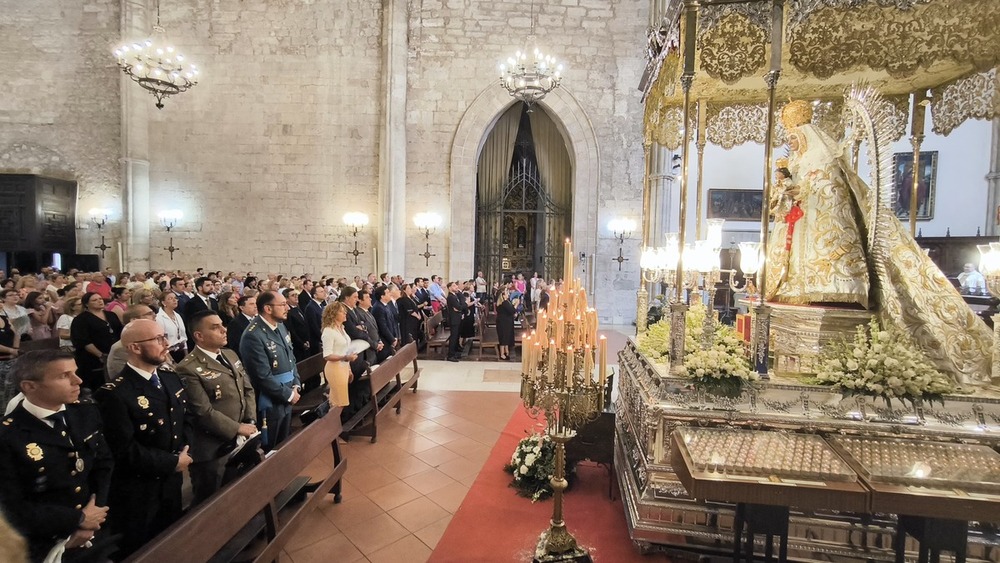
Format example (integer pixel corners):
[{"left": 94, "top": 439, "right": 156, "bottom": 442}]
[{"left": 614, "top": 340, "right": 1000, "bottom": 562}]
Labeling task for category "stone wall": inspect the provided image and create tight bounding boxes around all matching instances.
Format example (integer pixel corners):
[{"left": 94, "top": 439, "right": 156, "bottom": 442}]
[{"left": 0, "top": 0, "right": 122, "bottom": 266}]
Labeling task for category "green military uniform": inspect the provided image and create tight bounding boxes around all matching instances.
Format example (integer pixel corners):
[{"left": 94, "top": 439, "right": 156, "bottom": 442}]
[{"left": 238, "top": 316, "right": 300, "bottom": 450}]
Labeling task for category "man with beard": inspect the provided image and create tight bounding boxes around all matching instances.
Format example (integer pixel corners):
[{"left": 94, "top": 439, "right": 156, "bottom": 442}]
[
  {"left": 176, "top": 311, "right": 257, "bottom": 504},
  {"left": 95, "top": 319, "right": 191, "bottom": 558},
  {"left": 0, "top": 350, "right": 115, "bottom": 562},
  {"left": 239, "top": 291, "right": 300, "bottom": 450}
]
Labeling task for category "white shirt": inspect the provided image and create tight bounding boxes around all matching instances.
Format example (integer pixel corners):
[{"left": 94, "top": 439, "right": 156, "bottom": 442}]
[
  {"left": 156, "top": 308, "right": 187, "bottom": 349},
  {"left": 126, "top": 362, "right": 158, "bottom": 383},
  {"left": 21, "top": 397, "right": 66, "bottom": 428}
]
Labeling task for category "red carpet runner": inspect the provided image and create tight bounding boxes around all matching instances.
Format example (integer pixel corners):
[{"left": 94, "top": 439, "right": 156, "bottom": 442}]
[{"left": 430, "top": 405, "right": 668, "bottom": 562}]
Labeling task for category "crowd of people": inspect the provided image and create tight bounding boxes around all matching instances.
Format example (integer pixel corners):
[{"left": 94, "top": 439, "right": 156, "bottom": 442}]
[{"left": 0, "top": 265, "right": 555, "bottom": 562}]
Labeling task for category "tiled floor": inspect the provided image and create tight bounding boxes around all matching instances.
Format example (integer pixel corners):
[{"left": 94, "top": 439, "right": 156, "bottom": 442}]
[{"left": 275, "top": 326, "right": 634, "bottom": 563}]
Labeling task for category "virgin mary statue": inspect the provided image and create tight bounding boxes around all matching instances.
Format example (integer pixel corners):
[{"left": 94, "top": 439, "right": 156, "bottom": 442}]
[{"left": 765, "top": 99, "right": 992, "bottom": 386}]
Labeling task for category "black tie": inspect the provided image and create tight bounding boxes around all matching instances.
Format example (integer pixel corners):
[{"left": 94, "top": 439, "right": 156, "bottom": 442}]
[
  {"left": 46, "top": 412, "right": 67, "bottom": 433},
  {"left": 217, "top": 353, "right": 233, "bottom": 371}
]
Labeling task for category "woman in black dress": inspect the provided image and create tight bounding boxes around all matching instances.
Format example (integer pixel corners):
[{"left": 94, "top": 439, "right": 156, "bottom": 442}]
[
  {"left": 495, "top": 288, "right": 517, "bottom": 360},
  {"left": 71, "top": 291, "right": 124, "bottom": 390}
]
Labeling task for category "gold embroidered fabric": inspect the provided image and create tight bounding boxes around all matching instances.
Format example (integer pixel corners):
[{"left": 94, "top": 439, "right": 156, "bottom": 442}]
[
  {"left": 930, "top": 68, "right": 1000, "bottom": 136},
  {"left": 698, "top": 11, "right": 767, "bottom": 84}
]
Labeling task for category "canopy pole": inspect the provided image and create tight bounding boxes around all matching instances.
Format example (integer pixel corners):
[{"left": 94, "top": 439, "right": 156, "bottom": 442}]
[
  {"left": 695, "top": 100, "right": 707, "bottom": 240},
  {"left": 909, "top": 90, "right": 928, "bottom": 236}
]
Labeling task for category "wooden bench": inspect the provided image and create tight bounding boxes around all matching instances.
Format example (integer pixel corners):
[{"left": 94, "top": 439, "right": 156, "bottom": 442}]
[
  {"left": 474, "top": 314, "right": 500, "bottom": 360},
  {"left": 342, "top": 342, "right": 420, "bottom": 443},
  {"left": 129, "top": 402, "right": 347, "bottom": 563},
  {"left": 423, "top": 311, "right": 450, "bottom": 358},
  {"left": 291, "top": 353, "right": 326, "bottom": 422}
]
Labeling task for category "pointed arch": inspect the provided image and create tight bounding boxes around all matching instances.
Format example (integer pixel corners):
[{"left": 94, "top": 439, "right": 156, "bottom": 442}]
[{"left": 448, "top": 85, "right": 600, "bottom": 281}]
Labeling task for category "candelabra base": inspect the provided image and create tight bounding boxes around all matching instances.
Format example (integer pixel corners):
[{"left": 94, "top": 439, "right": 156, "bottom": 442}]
[{"left": 533, "top": 531, "right": 592, "bottom": 563}]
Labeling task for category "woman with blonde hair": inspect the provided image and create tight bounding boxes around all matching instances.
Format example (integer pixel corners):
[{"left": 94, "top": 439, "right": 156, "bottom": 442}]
[
  {"left": 321, "top": 302, "right": 358, "bottom": 409},
  {"left": 55, "top": 295, "right": 82, "bottom": 349},
  {"left": 130, "top": 288, "right": 159, "bottom": 313}
]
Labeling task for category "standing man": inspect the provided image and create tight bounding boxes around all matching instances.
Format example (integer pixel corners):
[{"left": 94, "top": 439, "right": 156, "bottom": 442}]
[
  {"left": 184, "top": 276, "right": 219, "bottom": 349},
  {"left": 475, "top": 271, "right": 488, "bottom": 303},
  {"left": 168, "top": 277, "right": 191, "bottom": 316},
  {"left": 226, "top": 295, "right": 257, "bottom": 357},
  {"left": 283, "top": 289, "right": 312, "bottom": 362},
  {"left": 353, "top": 289, "right": 389, "bottom": 365},
  {"left": 446, "top": 282, "right": 467, "bottom": 362},
  {"left": 95, "top": 319, "right": 191, "bottom": 558},
  {"left": 239, "top": 291, "right": 300, "bottom": 451},
  {"left": 372, "top": 285, "right": 399, "bottom": 354},
  {"left": 176, "top": 311, "right": 257, "bottom": 505},
  {"left": 303, "top": 285, "right": 327, "bottom": 355},
  {"left": 0, "top": 350, "right": 115, "bottom": 561}
]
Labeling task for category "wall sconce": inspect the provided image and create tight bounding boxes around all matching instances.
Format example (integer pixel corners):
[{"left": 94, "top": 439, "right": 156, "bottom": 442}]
[
  {"left": 158, "top": 210, "right": 182, "bottom": 260},
  {"left": 414, "top": 212, "right": 442, "bottom": 266},
  {"left": 343, "top": 212, "right": 369, "bottom": 265},
  {"left": 89, "top": 208, "right": 111, "bottom": 257},
  {"left": 608, "top": 218, "right": 636, "bottom": 270}
]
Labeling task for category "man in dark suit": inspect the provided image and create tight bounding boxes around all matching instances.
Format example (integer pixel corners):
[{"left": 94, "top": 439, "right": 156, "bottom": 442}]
[
  {"left": 95, "top": 319, "right": 191, "bottom": 559},
  {"left": 0, "top": 350, "right": 115, "bottom": 562},
  {"left": 303, "top": 285, "right": 327, "bottom": 355},
  {"left": 169, "top": 276, "right": 191, "bottom": 313},
  {"left": 184, "top": 276, "right": 219, "bottom": 349},
  {"left": 226, "top": 295, "right": 256, "bottom": 358},
  {"left": 355, "top": 289, "right": 391, "bottom": 364},
  {"left": 283, "top": 289, "right": 312, "bottom": 361},
  {"left": 372, "top": 285, "right": 399, "bottom": 354},
  {"left": 176, "top": 311, "right": 257, "bottom": 505},
  {"left": 446, "top": 281, "right": 467, "bottom": 362},
  {"left": 239, "top": 291, "right": 300, "bottom": 451}
]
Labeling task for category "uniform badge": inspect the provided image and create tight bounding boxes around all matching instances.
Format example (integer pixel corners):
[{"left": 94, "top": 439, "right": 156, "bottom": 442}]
[
  {"left": 75, "top": 458, "right": 85, "bottom": 472},
  {"left": 215, "top": 386, "right": 223, "bottom": 400},
  {"left": 138, "top": 396, "right": 150, "bottom": 409},
  {"left": 195, "top": 367, "right": 203, "bottom": 373},
  {"left": 139, "top": 424, "right": 147, "bottom": 431},
  {"left": 26, "top": 443, "right": 44, "bottom": 461},
  {"left": 158, "top": 418, "right": 165, "bottom": 425}
]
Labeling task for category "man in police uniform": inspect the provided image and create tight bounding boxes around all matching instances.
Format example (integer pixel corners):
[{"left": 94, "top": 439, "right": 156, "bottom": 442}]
[
  {"left": 239, "top": 290, "right": 300, "bottom": 451},
  {"left": 95, "top": 319, "right": 191, "bottom": 559},
  {"left": 176, "top": 310, "right": 257, "bottom": 504},
  {"left": 0, "top": 350, "right": 114, "bottom": 562}
]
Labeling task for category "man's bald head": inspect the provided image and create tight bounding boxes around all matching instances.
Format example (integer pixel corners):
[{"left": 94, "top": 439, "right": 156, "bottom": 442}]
[{"left": 121, "top": 319, "right": 169, "bottom": 370}]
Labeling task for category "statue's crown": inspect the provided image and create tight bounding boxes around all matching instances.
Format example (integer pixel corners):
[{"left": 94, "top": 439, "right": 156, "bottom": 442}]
[
  {"left": 781, "top": 100, "right": 813, "bottom": 130},
  {"left": 775, "top": 157, "right": 789, "bottom": 169}
]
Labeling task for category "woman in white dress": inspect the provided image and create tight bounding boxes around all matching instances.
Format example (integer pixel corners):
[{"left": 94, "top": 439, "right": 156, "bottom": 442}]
[
  {"left": 156, "top": 292, "right": 188, "bottom": 363},
  {"left": 322, "top": 302, "right": 358, "bottom": 408},
  {"left": 55, "top": 296, "right": 83, "bottom": 349}
]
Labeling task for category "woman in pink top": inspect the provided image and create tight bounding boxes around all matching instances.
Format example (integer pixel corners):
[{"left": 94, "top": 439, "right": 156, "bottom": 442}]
[{"left": 104, "top": 286, "right": 131, "bottom": 323}]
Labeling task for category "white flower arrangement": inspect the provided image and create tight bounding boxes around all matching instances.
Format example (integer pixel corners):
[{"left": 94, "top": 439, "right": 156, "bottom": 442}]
[
  {"left": 636, "top": 301, "right": 756, "bottom": 397},
  {"left": 813, "top": 318, "right": 954, "bottom": 407},
  {"left": 503, "top": 433, "right": 557, "bottom": 501}
]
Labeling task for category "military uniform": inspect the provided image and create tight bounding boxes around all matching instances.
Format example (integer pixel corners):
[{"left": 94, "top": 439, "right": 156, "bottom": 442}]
[
  {"left": 94, "top": 365, "right": 189, "bottom": 559},
  {"left": 0, "top": 401, "right": 113, "bottom": 562},
  {"left": 238, "top": 316, "right": 300, "bottom": 450},
  {"left": 175, "top": 347, "right": 256, "bottom": 504}
]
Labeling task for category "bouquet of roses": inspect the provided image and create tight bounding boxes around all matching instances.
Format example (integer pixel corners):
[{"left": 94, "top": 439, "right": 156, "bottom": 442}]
[
  {"left": 503, "top": 433, "right": 557, "bottom": 502},
  {"left": 814, "top": 318, "right": 953, "bottom": 407},
  {"left": 681, "top": 322, "right": 757, "bottom": 398},
  {"left": 636, "top": 299, "right": 707, "bottom": 361}
]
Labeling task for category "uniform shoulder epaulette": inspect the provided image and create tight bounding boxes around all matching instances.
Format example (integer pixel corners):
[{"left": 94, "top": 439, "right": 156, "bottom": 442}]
[{"left": 1, "top": 417, "right": 12, "bottom": 427}]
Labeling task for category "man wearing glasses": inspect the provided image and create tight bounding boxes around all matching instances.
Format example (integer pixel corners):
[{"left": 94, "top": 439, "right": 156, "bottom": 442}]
[
  {"left": 239, "top": 291, "right": 300, "bottom": 451},
  {"left": 94, "top": 319, "right": 191, "bottom": 558}
]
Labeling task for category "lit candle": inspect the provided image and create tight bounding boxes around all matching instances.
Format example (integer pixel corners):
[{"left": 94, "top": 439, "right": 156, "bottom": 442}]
[
  {"left": 532, "top": 341, "right": 541, "bottom": 380},
  {"left": 521, "top": 332, "right": 529, "bottom": 373},
  {"left": 537, "top": 313, "right": 546, "bottom": 338},
  {"left": 566, "top": 346, "right": 574, "bottom": 389},
  {"left": 584, "top": 344, "right": 593, "bottom": 383},
  {"left": 547, "top": 339, "right": 556, "bottom": 383},
  {"left": 564, "top": 238, "right": 571, "bottom": 285},
  {"left": 599, "top": 335, "right": 607, "bottom": 389}
]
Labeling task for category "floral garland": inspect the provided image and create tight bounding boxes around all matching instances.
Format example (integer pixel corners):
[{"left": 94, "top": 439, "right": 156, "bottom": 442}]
[
  {"left": 812, "top": 318, "right": 954, "bottom": 407},
  {"left": 636, "top": 301, "right": 756, "bottom": 397},
  {"left": 504, "top": 433, "right": 557, "bottom": 502}
]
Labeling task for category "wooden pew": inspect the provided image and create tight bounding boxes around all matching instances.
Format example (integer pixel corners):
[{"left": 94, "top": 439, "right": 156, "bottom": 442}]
[
  {"left": 474, "top": 314, "right": 500, "bottom": 360},
  {"left": 342, "top": 342, "right": 420, "bottom": 443},
  {"left": 128, "top": 404, "right": 347, "bottom": 563},
  {"left": 423, "top": 311, "right": 450, "bottom": 358},
  {"left": 291, "top": 353, "right": 326, "bottom": 421}
]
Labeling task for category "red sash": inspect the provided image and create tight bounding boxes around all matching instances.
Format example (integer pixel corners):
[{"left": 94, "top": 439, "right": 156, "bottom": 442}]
[{"left": 784, "top": 203, "right": 803, "bottom": 251}]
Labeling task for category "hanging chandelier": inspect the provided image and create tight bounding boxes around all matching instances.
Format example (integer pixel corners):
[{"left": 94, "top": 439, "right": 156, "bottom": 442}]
[
  {"left": 113, "top": 1, "right": 199, "bottom": 109},
  {"left": 498, "top": 1, "right": 564, "bottom": 107}
]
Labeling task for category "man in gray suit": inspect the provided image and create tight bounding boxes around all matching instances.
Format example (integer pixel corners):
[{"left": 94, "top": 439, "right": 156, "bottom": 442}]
[{"left": 176, "top": 310, "right": 257, "bottom": 504}]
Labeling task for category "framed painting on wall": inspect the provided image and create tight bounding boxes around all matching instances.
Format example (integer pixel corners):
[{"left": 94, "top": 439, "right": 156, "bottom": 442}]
[
  {"left": 892, "top": 151, "right": 937, "bottom": 221},
  {"left": 707, "top": 189, "right": 763, "bottom": 221}
]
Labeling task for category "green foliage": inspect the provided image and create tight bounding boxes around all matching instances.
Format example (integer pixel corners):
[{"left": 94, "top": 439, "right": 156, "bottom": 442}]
[{"left": 503, "top": 433, "right": 557, "bottom": 502}]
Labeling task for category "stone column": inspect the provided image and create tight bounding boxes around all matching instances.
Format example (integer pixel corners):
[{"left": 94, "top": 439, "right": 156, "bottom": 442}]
[
  {"left": 119, "top": 0, "right": 151, "bottom": 272},
  {"left": 378, "top": 0, "right": 408, "bottom": 275},
  {"left": 986, "top": 118, "right": 1000, "bottom": 236}
]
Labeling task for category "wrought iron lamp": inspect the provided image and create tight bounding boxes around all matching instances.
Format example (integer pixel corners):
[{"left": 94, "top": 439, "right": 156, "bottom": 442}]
[
  {"left": 113, "top": 0, "right": 199, "bottom": 109},
  {"left": 414, "top": 212, "right": 442, "bottom": 267},
  {"left": 90, "top": 208, "right": 111, "bottom": 258},
  {"left": 158, "top": 210, "right": 182, "bottom": 260},
  {"left": 343, "top": 212, "right": 369, "bottom": 265},
  {"left": 608, "top": 218, "right": 635, "bottom": 271},
  {"left": 498, "top": 0, "right": 564, "bottom": 108}
]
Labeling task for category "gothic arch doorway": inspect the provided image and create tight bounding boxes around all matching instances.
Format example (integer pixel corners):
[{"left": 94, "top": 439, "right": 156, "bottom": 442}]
[{"left": 475, "top": 103, "right": 572, "bottom": 285}]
